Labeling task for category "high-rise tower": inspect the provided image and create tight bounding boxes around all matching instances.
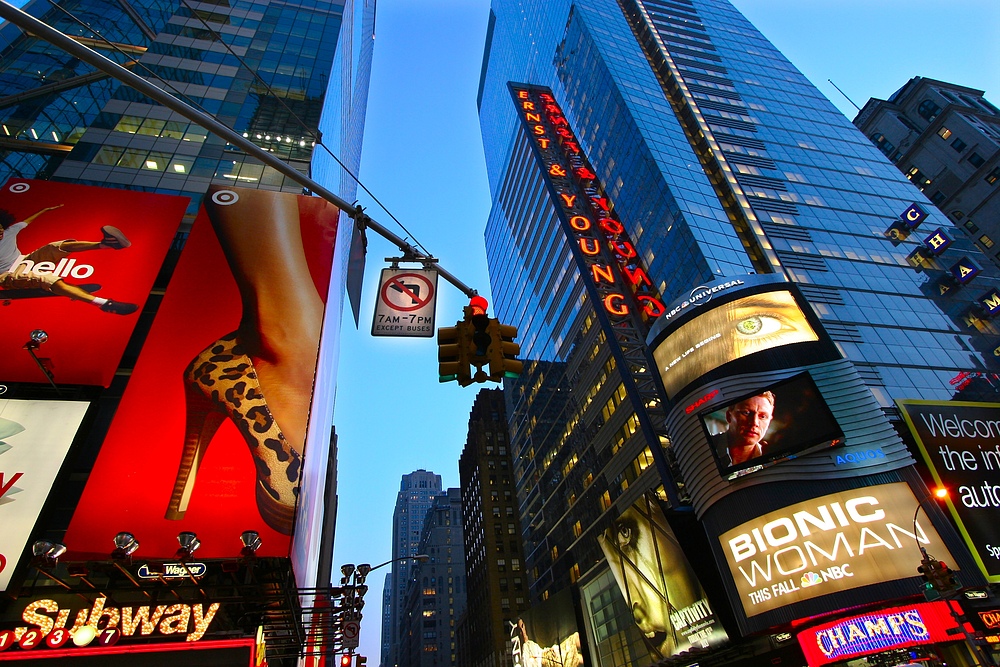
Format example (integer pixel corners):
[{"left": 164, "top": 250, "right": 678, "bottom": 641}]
[
  {"left": 386, "top": 469, "right": 443, "bottom": 667},
  {"left": 478, "top": 0, "right": 997, "bottom": 664}
]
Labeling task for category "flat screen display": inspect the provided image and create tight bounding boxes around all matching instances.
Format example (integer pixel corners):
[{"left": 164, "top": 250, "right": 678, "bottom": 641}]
[
  {"left": 699, "top": 373, "right": 843, "bottom": 479},
  {"left": 651, "top": 289, "right": 818, "bottom": 399}
]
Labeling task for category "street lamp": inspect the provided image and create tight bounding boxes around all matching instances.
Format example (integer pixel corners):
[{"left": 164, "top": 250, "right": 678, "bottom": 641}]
[{"left": 911, "top": 486, "right": 948, "bottom": 557}]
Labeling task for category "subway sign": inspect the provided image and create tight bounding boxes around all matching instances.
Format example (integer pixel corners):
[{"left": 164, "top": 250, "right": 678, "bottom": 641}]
[{"left": 508, "top": 84, "right": 666, "bottom": 323}]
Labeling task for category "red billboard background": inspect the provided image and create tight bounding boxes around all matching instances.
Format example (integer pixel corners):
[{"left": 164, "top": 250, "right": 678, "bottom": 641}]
[
  {"left": 64, "top": 187, "right": 338, "bottom": 559},
  {"left": 0, "top": 178, "right": 186, "bottom": 387}
]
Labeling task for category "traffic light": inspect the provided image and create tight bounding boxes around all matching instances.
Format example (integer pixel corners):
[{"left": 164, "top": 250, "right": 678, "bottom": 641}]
[
  {"left": 468, "top": 307, "right": 492, "bottom": 383},
  {"left": 488, "top": 321, "right": 523, "bottom": 381},
  {"left": 930, "top": 560, "right": 960, "bottom": 593},
  {"left": 340, "top": 655, "right": 353, "bottom": 667},
  {"left": 438, "top": 322, "right": 472, "bottom": 386},
  {"left": 917, "top": 560, "right": 939, "bottom": 600},
  {"left": 357, "top": 658, "right": 368, "bottom": 667}
]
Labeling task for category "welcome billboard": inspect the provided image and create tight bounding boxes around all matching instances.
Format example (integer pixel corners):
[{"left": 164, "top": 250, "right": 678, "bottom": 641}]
[
  {"left": 0, "top": 399, "right": 89, "bottom": 591},
  {"left": 898, "top": 399, "right": 1000, "bottom": 582},
  {"left": 64, "top": 186, "right": 339, "bottom": 559},
  {"left": 0, "top": 178, "right": 186, "bottom": 387}
]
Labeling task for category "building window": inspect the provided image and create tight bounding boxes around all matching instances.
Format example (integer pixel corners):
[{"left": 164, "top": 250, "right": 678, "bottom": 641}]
[
  {"left": 986, "top": 168, "right": 1000, "bottom": 185},
  {"left": 569, "top": 563, "right": 581, "bottom": 583},
  {"left": 979, "top": 235, "right": 994, "bottom": 249},
  {"left": 952, "top": 137, "right": 967, "bottom": 152},
  {"left": 969, "top": 153, "right": 986, "bottom": 168},
  {"left": 550, "top": 545, "right": 558, "bottom": 561},
  {"left": 918, "top": 99, "right": 941, "bottom": 121},
  {"left": 937, "top": 127, "right": 953, "bottom": 140},
  {"left": 869, "top": 132, "right": 896, "bottom": 159},
  {"left": 600, "top": 490, "right": 611, "bottom": 511},
  {"left": 930, "top": 191, "right": 946, "bottom": 205},
  {"left": 905, "top": 166, "right": 932, "bottom": 191},
  {"left": 964, "top": 220, "right": 979, "bottom": 233}
]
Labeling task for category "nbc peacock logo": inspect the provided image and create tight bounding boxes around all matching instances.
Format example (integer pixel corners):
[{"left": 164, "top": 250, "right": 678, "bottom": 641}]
[{"left": 800, "top": 572, "right": 822, "bottom": 588}]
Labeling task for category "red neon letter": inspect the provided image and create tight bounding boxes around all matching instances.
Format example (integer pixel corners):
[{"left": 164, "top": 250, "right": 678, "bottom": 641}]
[
  {"left": 575, "top": 167, "right": 597, "bottom": 180},
  {"left": 623, "top": 265, "right": 653, "bottom": 288},
  {"left": 612, "top": 241, "right": 637, "bottom": 259},
  {"left": 591, "top": 264, "right": 615, "bottom": 285},
  {"left": 579, "top": 238, "right": 600, "bottom": 256},
  {"left": 604, "top": 294, "right": 629, "bottom": 316},
  {"left": 591, "top": 197, "right": 610, "bottom": 212},
  {"left": 637, "top": 295, "right": 666, "bottom": 317},
  {"left": 599, "top": 218, "right": 624, "bottom": 236},
  {"left": 563, "top": 141, "right": 581, "bottom": 154},
  {"left": 569, "top": 215, "right": 591, "bottom": 231},
  {"left": 551, "top": 116, "right": 569, "bottom": 127}
]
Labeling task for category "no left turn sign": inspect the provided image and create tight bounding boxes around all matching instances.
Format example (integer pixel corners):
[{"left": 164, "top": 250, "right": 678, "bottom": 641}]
[{"left": 371, "top": 268, "right": 438, "bottom": 337}]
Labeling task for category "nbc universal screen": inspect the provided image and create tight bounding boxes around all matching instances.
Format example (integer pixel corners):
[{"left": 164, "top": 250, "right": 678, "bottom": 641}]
[
  {"left": 898, "top": 400, "right": 1000, "bottom": 581},
  {"left": 597, "top": 494, "right": 728, "bottom": 659},
  {"left": 651, "top": 284, "right": 819, "bottom": 400},
  {"left": 63, "top": 187, "right": 340, "bottom": 560},
  {"left": 719, "top": 482, "right": 954, "bottom": 617},
  {"left": 0, "top": 399, "right": 88, "bottom": 591},
  {"left": 699, "top": 373, "right": 843, "bottom": 479},
  {"left": 0, "top": 179, "right": 186, "bottom": 387}
]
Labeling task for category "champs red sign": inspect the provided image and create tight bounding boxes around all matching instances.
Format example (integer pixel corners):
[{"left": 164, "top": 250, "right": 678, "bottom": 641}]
[
  {"left": 0, "top": 179, "right": 186, "bottom": 386},
  {"left": 64, "top": 187, "right": 338, "bottom": 558}
]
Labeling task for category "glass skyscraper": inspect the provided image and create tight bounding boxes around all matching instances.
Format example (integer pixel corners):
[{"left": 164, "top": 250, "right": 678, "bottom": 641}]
[
  {"left": 478, "top": 0, "right": 1000, "bottom": 664},
  {"left": 0, "top": 0, "right": 373, "bottom": 211}
]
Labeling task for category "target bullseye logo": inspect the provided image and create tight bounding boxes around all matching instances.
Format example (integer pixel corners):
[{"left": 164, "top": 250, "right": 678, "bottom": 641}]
[
  {"left": 211, "top": 190, "right": 240, "bottom": 206},
  {"left": 9, "top": 183, "right": 30, "bottom": 194}
]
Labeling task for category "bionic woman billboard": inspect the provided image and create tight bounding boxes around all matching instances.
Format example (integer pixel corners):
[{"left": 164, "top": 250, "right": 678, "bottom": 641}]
[
  {"left": 64, "top": 186, "right": 339, "bottom": 559},
  {"left": 898, "top": 399, "right": 1000, "bottom": 581},
  {"left": 719, "top": 483, "right": 953, "bottom": 617}
]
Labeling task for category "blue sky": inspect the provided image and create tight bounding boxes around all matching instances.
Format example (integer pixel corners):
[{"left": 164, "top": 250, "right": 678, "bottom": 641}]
[{"left": 333, "top": 0, "right": 1000, "bottom": 660}]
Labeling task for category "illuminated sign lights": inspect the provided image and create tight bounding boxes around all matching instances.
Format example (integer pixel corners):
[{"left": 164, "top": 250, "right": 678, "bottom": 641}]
[
  {"left": 509, "top": 85, "right": 666, "bottom": 321},
  {"left": 796, "top": 601, "right": 960, "bottom": 666},
  {"left": 901, "top": 202, "right": 929, "bottom": 229},
  {"left": 923, "top": 228, "right": 953, "bottom": 256},
  {"left": 0, "top": 595, "right": 220, "bottom": 651}
]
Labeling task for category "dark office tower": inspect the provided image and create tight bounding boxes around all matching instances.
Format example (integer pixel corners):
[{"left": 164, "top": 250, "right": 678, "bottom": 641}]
[
  {"left": 479, "top": 0, "right": 997, "bottom": 664},
  {"left": 457, "top": 389, "right": 530, "bottom": 667},
  {"left": 399, "top": 488, "right": 466, "bottom": 667},
  {"left": 854, "top": 77, "right": 1000, "bottom": 266},
  {"left": 0, "top": 0, "right": 373, "bottom": 209},
  {"left": 387, "top": 469, "right": 443, "bottom": 667}
]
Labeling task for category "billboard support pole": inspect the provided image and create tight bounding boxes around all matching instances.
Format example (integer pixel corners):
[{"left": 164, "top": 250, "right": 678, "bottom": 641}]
[{"left": 0, "top": 0, "right": 478, "bottom": 299}]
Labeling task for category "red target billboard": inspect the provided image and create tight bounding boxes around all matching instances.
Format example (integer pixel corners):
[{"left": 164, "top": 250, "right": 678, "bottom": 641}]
[
  {"left": 0, "top": 178, "right": 186, "bottom": 387},
  {"left": 64, "top": 186, "right": 339, "bottom": 559}
]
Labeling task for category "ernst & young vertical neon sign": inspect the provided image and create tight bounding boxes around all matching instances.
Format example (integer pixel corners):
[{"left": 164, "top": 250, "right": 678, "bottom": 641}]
[{"left": 508, "top": 84, "right": 666, "bottom": 322}]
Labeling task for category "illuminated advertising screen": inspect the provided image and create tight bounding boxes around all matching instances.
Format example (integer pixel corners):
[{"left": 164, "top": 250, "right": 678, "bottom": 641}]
[
  {"left": 64, "top": 186, "right": 339, "bottom": 559},
  {"left": 510, "top": 588, "right": 585, "bottom": 667},
  {"left": 719, "top": 482, "right": 954, "bottom": 617},
  {"left": 598, "top": 494, "right": 728, "bottom": 659},
  {"left": 897, "top": 400, "right": 1000, "bottom": 582},
  {"left": 796, "top": 601, "right": 960, "bottom": 666},
  {"left": 0, "top": 178, "right": 186, "bottom": 387},
  {"left": 651, "top": 287, "right": 818, "bottom": 399},
  {"left": 699, "top": 373, "right": 843, "bottom": 479},
  {"left": 0, "top": 399, "right": 88, "bottom": 591}
]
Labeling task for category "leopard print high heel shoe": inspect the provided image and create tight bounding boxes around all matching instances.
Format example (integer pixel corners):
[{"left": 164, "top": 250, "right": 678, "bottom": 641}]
[{"left": 165, "top": 332, "right": 301, "bottom": 534}]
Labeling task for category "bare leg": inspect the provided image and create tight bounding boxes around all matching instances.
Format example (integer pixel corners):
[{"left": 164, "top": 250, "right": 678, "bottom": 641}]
[
  {"left": 49, "top": 279, "right": 97, "bottom": 302},
  {"left": 203, "top": 186, "right": 324, "bottom": 455},
  {"left": 56, "top": 241, "right": 102, "bottom": 253}
]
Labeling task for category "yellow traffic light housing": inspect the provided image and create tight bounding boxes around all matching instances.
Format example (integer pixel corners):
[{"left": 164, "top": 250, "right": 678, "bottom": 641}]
[
  {"left": 437, "top": 322, "right": 472, "bottom": 386},
  {"left": 488, "top": 321, "right": 522, "bottom": 381}
]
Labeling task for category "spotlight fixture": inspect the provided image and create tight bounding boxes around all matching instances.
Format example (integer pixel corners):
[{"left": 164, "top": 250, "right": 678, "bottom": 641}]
[
  {"left": 27, "top": 329, "right": 48, "bottom": 349},
  {"left": 356, "top": 563, "right": 372, "bottom": 577},
  {"left": 177, "top": 531, "right": 200, "bottom": 557},
  {"left": 32, "top": 540, "right": 67, "bottom": 567},
  {"left": 112, "top": 532, "right": 139, "bottom": 559},
  {"left": 240, "top": 530, "right": 261, "bottom": 555},
  {"left": 340, "top": 564, "right": 356, "bottom": 578}
]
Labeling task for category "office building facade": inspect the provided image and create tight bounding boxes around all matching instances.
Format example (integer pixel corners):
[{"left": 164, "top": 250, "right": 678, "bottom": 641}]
[
  {"left": 457, "top": 388, "right": 530, "bottom": 667},
  {"left": 398, "top": 488, "right": 466, "bottom": 667},
  {"left": 386, "top": 469, "right": 443, "bottom": 667},
  {"left": 0, "top": 0, "right": 373, "bottom": 663},
  {"left": 854, "top": 77, "right": 1000, "bottom": 266},
  {"left": 479, "top": 0, "right": 1000, "bottom": 665}
]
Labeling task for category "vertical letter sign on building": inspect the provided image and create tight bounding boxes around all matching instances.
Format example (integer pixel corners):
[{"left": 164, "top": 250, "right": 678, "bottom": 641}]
[
  {"left": 371, "top": 268, "right": 438, "bottom": 337},
  {"left": 65, "top": 187, "right": 340, "bottom": 559},
  {"left": 898, "top": 399, "right": 1000, "bottom": 581}
]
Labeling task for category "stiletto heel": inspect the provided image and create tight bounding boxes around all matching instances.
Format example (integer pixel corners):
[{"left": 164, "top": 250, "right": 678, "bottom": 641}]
[
  {"left": 166, "top": 384, "right": 225, "bottom": 520},
  {"left": 165, "top": 332, "right": 302, "bottom": 534}
]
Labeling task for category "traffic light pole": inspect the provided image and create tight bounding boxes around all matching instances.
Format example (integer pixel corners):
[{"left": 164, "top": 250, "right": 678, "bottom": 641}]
[{"left": 0, "top": 0, "right": 479, "bottom": 300}]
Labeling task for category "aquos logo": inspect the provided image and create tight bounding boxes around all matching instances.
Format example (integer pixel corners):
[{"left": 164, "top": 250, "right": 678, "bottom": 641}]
[
  {"left": 661, "top": 280, "right": 745, "bottom": 321},
  {"left": 834, "top": 448, "right": 885, "bottom": 466}
]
